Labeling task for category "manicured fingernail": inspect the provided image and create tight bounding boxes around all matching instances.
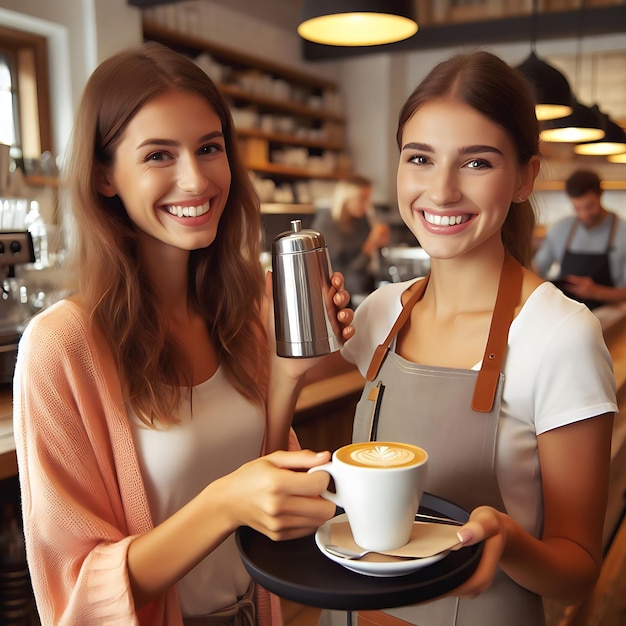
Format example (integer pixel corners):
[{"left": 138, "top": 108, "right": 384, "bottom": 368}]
[{"left": 457, "top": 529, "right": 473, "bottom": 544}]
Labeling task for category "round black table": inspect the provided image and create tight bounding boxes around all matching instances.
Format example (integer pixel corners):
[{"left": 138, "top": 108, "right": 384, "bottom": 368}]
[{"left": 236, "top": 493, "right": 482, "bottom": 623}]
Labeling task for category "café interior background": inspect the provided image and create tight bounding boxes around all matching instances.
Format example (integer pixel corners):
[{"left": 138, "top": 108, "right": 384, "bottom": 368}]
[{"left": 1, "top": 0, "right": 626, "bottom": 278}]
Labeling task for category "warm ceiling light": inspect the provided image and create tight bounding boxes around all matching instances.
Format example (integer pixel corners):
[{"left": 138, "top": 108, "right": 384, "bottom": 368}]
[
  {"left": 514, "top": 52, "right": 574, "bottom": 121},
  {"left": 575, "top": 117, "right": 626, "bottom": 156},
  {"left": 608, "top": 152, "right": 626, "bottom": 163},
  {"left": 298, "top": 0, "right": 418, "bottom": 47},
  {"left": 540, "top": 101, "right": 606, "bottom": 143}
]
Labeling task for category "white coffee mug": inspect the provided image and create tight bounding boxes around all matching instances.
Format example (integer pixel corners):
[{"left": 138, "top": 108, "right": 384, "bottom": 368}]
[{"left": 309, "top": 441, "right": 428, "bottom": 552}]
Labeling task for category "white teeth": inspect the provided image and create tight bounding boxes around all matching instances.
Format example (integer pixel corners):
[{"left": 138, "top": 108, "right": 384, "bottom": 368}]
[
  {"left": 423, "top": 211, "right": 468, "bottom": 226},
  {"left": 166, "top": 203, "right": 210, "bottom": 218}
]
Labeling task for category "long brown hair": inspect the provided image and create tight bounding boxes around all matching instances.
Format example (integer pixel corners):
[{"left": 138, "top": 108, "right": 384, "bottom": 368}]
[
  {"left": 396, "top": 50, "right": 540, "bottom": 267},
  {"left": 61, "top": 41, "right": 267, "bottom": 426}
]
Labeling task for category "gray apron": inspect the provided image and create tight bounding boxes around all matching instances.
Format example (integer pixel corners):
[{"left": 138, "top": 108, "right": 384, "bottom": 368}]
[{"left": 320, "top": 255, "right": 545, "bottom": 626}]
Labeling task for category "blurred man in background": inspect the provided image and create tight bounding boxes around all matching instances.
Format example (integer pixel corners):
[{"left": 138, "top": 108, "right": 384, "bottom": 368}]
[{"left": 534, "top": 169, "right": 626, "bottom": 309}]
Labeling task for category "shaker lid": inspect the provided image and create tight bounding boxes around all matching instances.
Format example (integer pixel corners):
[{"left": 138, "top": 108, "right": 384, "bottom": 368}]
[{"left": 272, "top": 219, "right": 326, "bottom": 254}]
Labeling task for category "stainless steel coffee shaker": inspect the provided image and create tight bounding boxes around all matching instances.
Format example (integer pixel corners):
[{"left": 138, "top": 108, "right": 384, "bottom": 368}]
[{"left": 272, "top": 219, "right": 343, "bottom": 358}]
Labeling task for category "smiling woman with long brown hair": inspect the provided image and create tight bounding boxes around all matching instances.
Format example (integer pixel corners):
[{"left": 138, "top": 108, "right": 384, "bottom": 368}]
[{"left": 13, "top": 42, "right": 353, "bottom": 626}]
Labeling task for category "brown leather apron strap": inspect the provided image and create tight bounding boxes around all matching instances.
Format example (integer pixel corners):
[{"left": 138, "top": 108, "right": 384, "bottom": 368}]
[
  {"left": 365, "top": 275, "right": 430, "bottom": 382},
  {"left": 471, "top": 254, "right": 522, "bottom": 412},
  {"left": 364, "top": 254, "right": 523, "bottom": 414}
]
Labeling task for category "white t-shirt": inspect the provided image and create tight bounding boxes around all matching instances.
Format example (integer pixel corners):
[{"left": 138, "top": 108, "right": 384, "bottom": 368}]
[
  {"left": 129, "top": 367, "right": 265, "bottom": 617},
  {"left": 341, "top": 280, "right": 617, "bottom": 536}
]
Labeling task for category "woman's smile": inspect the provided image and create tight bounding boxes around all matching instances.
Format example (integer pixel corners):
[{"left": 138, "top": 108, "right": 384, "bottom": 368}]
[
  {"left": 422, "top": 210, "right": 473, "bottom": 227},
  {"left": 164, "top": 201, "right": 211, "bottom": 218}
]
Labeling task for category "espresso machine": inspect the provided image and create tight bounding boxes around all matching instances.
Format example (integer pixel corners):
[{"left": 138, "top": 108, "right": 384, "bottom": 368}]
[
  {"left": 0, "top": 147, "right": 36, "bottom": 381},
  {"left": 0, "top": 229, "right": 35, "bottom": 383}
]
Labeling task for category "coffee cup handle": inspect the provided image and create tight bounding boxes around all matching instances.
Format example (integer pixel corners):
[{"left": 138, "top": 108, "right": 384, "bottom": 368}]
[{"left": 308, "top": 462, "right": 341, "bottom": 506}]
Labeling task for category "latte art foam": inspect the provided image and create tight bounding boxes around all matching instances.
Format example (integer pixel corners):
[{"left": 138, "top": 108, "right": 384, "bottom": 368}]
[
  {"left": 350, "top": 445, "right": 415, "bottom": 467},
  {"left": 335, "top": 441, "right": 427, "bottom": 468}
]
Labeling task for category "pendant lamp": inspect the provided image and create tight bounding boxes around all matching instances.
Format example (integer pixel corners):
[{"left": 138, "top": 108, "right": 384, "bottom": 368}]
[
  {"left": 608, "top": 152, "right": 626, "bottom": 163},
  {"left": 540, "top": 100, "right": 606, "bottom": 143},
  {"left": 575, "top": 117, "right": 626, "bottom": 156},
  {"left": 541, "top": 2, "right": 606, "bottom": 144},
  {"left": 513, "top": 0, "right": 573, "bottom": 121},
  {"left": 573, "top": 56, "right": 626, "bottom": 155},
  {"left": 297, "top": 0, "right": 418, "bottom": 47},
  {"left": 515, "top": 52, "right": 574, "bottom": 121}
]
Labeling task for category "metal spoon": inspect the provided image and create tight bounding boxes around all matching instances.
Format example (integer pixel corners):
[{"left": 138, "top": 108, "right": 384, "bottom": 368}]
[
  {"left": 324, "top": 545, "right": 409, "bottom": 560},
  {"left": 325, "top": 539, "right": 463, "bottom": 561},
  {"left": 414, "top": 513, "right": 463, "bottom": 526}
]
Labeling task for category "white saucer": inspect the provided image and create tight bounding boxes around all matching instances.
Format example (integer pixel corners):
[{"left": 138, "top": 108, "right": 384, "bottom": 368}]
[{"left": 314, "top": 514, "right": 450, "bottom": 578}]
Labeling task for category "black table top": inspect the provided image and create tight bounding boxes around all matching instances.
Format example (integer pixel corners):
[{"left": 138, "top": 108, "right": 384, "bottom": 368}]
[{"left": 236, "top": 493, "right": 483, "bottom": 611}]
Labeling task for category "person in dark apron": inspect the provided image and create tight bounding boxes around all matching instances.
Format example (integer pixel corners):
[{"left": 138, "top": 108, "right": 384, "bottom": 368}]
[
  {"left": 553, "top": 213, "right": 616, "bottom": 310},
  {"left": 536, "top": 168, "right": 626, "bottom": 310},
  {"left": 318, "top": 51, "right": 616, "bottom": 626}
]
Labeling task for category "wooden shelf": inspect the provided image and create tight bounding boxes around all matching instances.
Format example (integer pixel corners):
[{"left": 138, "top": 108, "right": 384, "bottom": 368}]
[
  {"left": 219, "top": 84, "right": 344, "bottom": 123},
  {"left": 237, "top": 127, "right": 343, "bottom": 151},
  {"left": 261, "top": 203, "right": 315, "bottom": 215},
  {"left": 535, "top": 180, "right": 626, "bottom": 191},
  {"left": 250, "top": 163, "right": 347, "bottom": 180},
  {"left": 24, "top": 175, "right": 57, "bottom": 188},
  {"left": 143, "top": 20, "right": 338, "bottom": 90}
]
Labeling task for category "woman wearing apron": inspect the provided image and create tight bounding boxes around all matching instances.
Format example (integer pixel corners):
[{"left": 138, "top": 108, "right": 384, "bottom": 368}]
[{"left": 319, "top": 51, "right": 616, "bottom": 626}]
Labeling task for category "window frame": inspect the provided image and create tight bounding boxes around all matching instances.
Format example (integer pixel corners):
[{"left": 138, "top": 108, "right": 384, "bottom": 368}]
[{"left": 0, "top": 25, "right": 53, "bottom": 157}]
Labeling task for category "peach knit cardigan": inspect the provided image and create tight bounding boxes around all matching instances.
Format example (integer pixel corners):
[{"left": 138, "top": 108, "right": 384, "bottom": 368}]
[{"left": 13, "top": 299, "right": 283, "bottom": 625}]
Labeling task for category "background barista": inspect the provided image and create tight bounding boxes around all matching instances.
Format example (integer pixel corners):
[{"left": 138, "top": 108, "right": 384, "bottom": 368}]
[
  {"left": 534, "top": 169, "right": 626, "bottom": 309},
  {"left": 312, "top": 174, "right": 390, "bottom": 302}
]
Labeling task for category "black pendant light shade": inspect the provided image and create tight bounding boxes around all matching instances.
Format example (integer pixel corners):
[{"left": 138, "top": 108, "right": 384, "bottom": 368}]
[
  {"left": 514, "top": 52, "right": 574, "bottom": 121},
  {"left": 575, "top": 116, "right": 626, "bottom": 156},
  {"left": 298, "top": 0, "right": 418, "bottom": 46},
  {"left": 540, "top": 99, "right": 606, "bottom": 143}
]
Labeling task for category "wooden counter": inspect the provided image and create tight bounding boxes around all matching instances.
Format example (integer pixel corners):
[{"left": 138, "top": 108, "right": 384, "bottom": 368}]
[{"left": 293, "top": 357, "right": 364, "bottom": 454}]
